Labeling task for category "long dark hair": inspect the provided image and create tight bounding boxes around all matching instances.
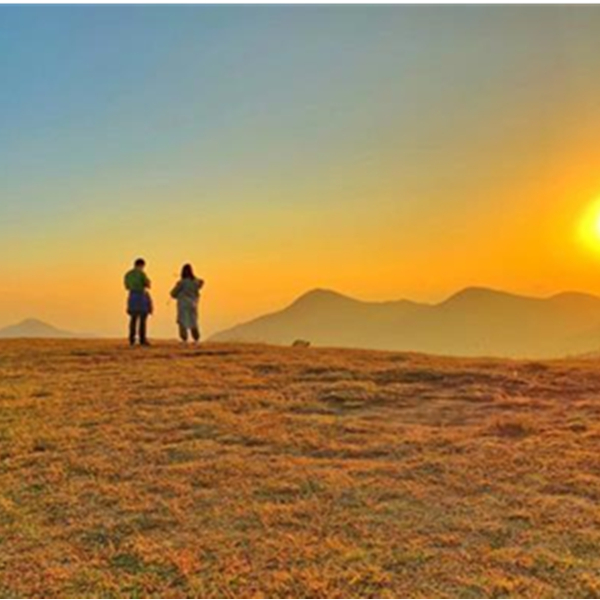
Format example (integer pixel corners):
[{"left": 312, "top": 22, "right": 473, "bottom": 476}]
[{"left": 181, "top": 263, "right": 195, "bottom": 280}]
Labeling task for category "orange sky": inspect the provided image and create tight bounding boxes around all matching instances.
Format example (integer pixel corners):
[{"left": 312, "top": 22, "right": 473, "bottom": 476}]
[{"left": 1, "top": 6, "right": 600, "bottom": 337}]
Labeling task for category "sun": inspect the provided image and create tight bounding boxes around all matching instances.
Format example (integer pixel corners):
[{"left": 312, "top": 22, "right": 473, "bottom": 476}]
[{"left": 579, "top": 198, "right": 600, "bottom": 252}]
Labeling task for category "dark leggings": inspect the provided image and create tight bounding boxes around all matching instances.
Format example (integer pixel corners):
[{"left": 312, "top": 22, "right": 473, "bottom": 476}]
[
  {"left": 179, "top": 325, "right": 200, "bottom": 342},
  {"left": 129, "top": 313, "right": 148, "bottom": 345}
]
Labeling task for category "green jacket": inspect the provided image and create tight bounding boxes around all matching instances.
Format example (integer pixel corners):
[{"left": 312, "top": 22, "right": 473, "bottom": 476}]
[{"left": 124, "top": 269, "right": 151, "bottom": 293}]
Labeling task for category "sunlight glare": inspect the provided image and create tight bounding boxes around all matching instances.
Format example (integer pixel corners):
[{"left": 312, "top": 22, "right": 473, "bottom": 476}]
[{"left": 579, "top": 197, "right": 600, "bottom": 253}]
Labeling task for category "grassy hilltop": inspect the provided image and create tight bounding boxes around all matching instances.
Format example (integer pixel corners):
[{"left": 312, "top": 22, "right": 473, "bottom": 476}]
[{"left": 1, "top": 340, "right": 600, "bottom": 598}]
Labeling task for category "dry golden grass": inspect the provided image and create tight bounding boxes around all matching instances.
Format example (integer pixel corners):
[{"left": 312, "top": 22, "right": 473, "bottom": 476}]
[{"left": 1, "top": 340, "right": 600, "bottom": 598}]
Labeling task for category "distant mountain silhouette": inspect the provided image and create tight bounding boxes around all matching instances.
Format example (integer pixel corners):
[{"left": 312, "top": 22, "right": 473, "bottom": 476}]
[
  {"left": 0, "top": 319, "right": 78, "bottom": 339},
  {"left": 211, "top": 287, "right": 600, "bottom": 358}
]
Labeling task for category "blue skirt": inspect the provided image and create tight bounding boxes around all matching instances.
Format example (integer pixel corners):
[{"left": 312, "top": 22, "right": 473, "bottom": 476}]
[{"left": 128, "top": 291, "right": 153, "bottom": 316}]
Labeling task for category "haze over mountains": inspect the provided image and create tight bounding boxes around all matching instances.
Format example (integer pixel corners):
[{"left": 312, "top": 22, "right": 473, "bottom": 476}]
[
  {"left": 5, "top": 288, "right": 600, "bottom": 358},
  {"left": 211, "top": 287, "right": 600, "bottom": 358}
]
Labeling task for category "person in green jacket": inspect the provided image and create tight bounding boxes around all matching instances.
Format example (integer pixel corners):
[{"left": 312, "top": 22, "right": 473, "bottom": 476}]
[{"left": 124, "top": 258, "right": 153, "bottom": 346}]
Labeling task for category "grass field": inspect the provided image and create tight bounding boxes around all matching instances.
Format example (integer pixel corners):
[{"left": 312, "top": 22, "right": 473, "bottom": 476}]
[{"left": 1, "top": 340, "right": 600, "bottom": 598}]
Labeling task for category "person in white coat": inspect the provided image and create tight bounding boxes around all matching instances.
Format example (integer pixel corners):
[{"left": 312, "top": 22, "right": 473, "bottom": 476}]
[{"left": 170, "top": 264, "right": 204, "bottom": 343}]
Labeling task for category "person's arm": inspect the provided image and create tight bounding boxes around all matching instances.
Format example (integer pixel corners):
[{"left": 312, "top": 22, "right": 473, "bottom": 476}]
[
  {"left": 144, "top": 273, "right": 151, "bottom": 289},
  {"left": 170, "top": 281, "right": 182, "bottom": 299}
]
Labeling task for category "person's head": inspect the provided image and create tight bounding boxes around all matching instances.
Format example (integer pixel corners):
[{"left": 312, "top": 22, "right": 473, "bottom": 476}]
[
  {"left": 181, "top": 263, "right": 195, "bottom": 280},
  {"left": 134, "top": 258, "right": 146, "bottom": 271}
]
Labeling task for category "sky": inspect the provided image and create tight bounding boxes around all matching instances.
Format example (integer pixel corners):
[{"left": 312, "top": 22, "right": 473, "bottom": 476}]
[{"left": 1, "top": 5, "right": 600, "bottom": 337}]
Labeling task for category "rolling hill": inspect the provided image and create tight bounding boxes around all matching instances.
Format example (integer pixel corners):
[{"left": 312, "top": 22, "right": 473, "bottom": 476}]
[
  {"left": 0, "top": 318, "right": 79, "bottom": 339},
  {"left": 211, "top": 287, "right": 600, "bottom": 358}
]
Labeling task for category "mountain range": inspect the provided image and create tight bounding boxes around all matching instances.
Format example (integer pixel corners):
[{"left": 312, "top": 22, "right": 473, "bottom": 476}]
[
  {"left": 211, "top": 287, "right": 600, "bottom": 358},
  {"left": 4, "top": 288, "right": 600, "bottom": 358}
]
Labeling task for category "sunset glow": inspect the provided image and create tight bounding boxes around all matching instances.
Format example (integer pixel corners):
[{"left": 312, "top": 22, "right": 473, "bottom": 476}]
[
  {"left": 1, "top": 5, "right": 600, "bottom": 337},
  {"left": 579, "top": 198, "right": 600, "bottom": 253}
]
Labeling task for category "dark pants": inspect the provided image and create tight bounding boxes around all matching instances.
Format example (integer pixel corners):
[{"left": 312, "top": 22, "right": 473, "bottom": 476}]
[
  {"left": 179, "top": 325, "right": 200, "bottom": 343},
  {"left": 129, "top": 313, "right": 149, "bottom": 345}
]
